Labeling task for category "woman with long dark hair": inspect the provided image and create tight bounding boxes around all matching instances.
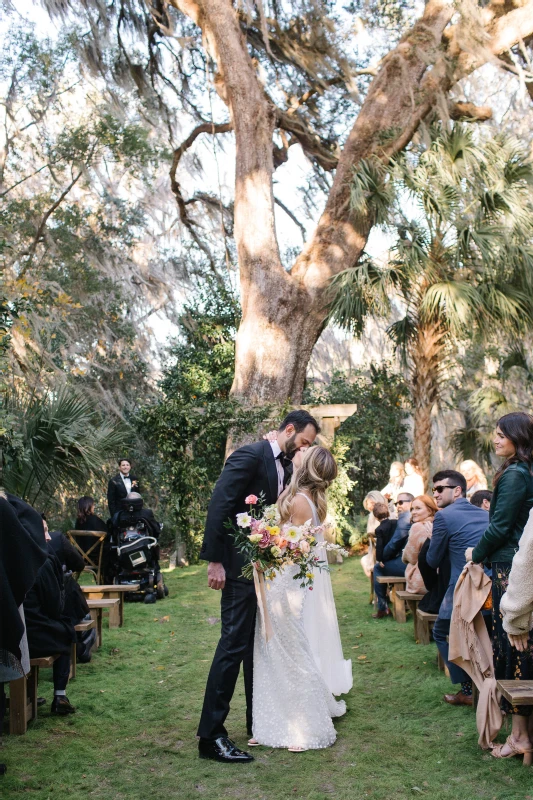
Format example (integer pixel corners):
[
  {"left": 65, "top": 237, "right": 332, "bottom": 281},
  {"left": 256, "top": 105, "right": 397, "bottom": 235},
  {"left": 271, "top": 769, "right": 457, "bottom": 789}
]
[
  {"left": 74, "top": 496, "right": 107, "bottom": 553},
  {"left": 470, "top": 412, "right": 533, "bottom": 759}
]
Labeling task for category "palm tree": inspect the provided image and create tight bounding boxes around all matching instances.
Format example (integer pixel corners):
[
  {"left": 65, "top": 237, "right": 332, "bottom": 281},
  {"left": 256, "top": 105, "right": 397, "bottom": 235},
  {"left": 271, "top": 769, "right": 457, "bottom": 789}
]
[
  {"left": 329, "top": 126, "right": 533, "bottom": 482},
  {"left": 2, "top": 386, "right": 128, "bottom": 509}
]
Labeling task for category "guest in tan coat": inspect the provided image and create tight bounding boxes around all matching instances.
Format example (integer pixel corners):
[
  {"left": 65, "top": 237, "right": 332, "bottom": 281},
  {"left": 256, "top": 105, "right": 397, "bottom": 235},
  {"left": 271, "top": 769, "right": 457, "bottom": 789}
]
[{"left": 402, "top": 495, "right": 438, "bottom": 594}]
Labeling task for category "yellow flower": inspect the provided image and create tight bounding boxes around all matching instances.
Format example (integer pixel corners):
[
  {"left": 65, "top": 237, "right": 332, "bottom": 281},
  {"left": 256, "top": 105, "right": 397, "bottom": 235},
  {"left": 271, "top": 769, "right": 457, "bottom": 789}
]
[
  {"left": 267, "top": 526, "right": 280, "bottom": 536},
  {"left": 306, "top": 572, "right": 313, "bottom": 579}
]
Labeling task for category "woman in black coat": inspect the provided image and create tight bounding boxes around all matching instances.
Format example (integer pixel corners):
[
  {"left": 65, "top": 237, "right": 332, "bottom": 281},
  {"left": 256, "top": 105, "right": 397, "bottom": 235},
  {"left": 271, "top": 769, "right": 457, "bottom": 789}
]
[{"left": 24, "top": 551, "right": 76, "bottom": 715}]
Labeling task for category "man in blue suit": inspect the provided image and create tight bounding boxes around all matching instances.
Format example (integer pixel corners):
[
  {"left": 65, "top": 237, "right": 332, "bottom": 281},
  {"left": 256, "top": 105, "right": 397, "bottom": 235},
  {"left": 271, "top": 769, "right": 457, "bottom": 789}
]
[
  {"left": 372, "top": 493, "right": 414, "bottom": 619},
  {"left": 426, "top": 469, "right": 489, "bottom": 706}
]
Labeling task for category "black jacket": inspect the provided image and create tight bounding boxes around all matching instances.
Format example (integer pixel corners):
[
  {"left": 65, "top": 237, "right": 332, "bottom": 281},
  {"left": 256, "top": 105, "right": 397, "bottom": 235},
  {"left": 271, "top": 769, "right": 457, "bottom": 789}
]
[
  {"left": 1, "top": 495, "right": 48, "bottom": 671},
  {"left": 201, "top": 439, "right": 279, "bottom": 581},
  {"left": 375, "top": 519, "right": 397, "bottom": 563},
  {"left": 24, "top": 553, "right": 75, "bottom": 657},
  {"left": 417, "top": 537, "right": 451, "bottom": 614},
  {"left": 116, "top": 507, "right": 161, "bottom": 539},
  {"left": 49, "top": 530, "right": 85, "bottom": 573},
  {"left": 107, "top": 473, "right": 140, "bottom": 517}
]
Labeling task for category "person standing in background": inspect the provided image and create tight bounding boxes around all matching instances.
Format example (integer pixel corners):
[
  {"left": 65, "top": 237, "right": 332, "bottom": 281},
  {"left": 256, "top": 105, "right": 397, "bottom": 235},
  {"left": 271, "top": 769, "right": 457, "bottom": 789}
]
[
  {"left": 469, "top": 412, "right": 533, "bottom": 760},
  {"left": 460, "top": 460, "right": 488, "bottom": 499},
  {"left": 381, "top": 461, "right": 406, "bottom": 516},
  {"left": 403, "top": 458, "right": 425, "bottom": 497},
  {"left": 107, "top": 458, "right": 140, "bottom": 518}
]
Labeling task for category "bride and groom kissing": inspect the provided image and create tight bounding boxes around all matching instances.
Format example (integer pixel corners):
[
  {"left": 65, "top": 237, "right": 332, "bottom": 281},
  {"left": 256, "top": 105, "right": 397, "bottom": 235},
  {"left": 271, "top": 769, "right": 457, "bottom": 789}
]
[{"left": 197, "top": 410, "right": 352, "bottom": 763}]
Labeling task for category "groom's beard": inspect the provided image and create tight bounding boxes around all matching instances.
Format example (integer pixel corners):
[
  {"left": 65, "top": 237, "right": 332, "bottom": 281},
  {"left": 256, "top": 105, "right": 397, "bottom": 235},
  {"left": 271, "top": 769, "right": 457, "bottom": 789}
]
[{"left": 284, "top": 434, "right": 298, "bottom": 459}]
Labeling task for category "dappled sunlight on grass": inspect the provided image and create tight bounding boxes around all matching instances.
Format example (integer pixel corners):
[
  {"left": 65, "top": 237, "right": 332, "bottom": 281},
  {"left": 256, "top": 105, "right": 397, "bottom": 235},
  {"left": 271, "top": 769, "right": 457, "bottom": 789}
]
[{"left": 2, "top": 559, "right": 532, "bottom": 799}]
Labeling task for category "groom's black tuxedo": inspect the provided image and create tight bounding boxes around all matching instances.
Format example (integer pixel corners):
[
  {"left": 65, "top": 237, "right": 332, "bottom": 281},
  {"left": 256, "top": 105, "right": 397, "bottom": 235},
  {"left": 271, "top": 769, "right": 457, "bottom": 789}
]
[
  {"left": 200, "top": 439, "right": 279, "bottom": 581},
  {"left": 198, "top": 438, "right": 287, "bottom": 742}
]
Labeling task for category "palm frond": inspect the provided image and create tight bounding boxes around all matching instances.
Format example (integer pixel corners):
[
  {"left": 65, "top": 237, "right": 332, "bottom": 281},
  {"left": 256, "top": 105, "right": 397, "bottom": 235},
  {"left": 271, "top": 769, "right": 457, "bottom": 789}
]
[
  {"left": 350, "top": 157, "right": 395, "bottom": 225},
  {"left": 328, "top": 258, "right": 396, "bottom": 335},
  {"left": 419, "top": 280, "right": 481, "bottom": 335},
  {"left": 3, "top": 386, "right": 129, "bottom": 508}
]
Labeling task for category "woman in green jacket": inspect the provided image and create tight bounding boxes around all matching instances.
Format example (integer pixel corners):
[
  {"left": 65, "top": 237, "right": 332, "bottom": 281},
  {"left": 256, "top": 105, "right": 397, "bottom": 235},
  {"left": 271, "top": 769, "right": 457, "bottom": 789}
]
[{"left": 469, "top": 412, "right": 533, "bottom": 759}]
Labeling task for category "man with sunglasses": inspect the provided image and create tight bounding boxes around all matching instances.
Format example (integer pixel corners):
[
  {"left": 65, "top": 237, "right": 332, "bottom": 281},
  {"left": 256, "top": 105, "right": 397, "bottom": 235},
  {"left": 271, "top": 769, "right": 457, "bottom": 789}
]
[
  {"left": 372, "top": 493, "right": 414, "bottom": 619},
  {"left": 426, "top": 470, "right": 489, "bottom": 706}
]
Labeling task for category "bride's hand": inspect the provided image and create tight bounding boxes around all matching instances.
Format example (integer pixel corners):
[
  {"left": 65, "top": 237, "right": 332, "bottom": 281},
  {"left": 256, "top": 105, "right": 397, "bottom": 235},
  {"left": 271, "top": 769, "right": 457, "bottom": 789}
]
[{"left": 263, "top": 430, "right": 278, "bottom": 443}]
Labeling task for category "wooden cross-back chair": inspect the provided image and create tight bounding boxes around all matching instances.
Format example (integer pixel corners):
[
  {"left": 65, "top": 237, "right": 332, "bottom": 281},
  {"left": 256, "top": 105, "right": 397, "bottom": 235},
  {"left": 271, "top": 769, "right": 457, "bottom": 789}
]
[{"left": 66, "top": 530, "right": 107, "bottom": 584}]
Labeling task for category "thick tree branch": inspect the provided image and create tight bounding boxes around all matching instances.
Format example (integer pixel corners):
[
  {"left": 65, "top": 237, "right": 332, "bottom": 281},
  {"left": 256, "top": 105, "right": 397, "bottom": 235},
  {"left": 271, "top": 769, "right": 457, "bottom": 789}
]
[
  {"left": 19, "top": 170, "right": 83, "bottom": 277},
  {"left": 448, "top": 101, "right": 492, "bottom": 121},
  {"left": 169, "top": 120, "right": 232, "bottom": 266}
]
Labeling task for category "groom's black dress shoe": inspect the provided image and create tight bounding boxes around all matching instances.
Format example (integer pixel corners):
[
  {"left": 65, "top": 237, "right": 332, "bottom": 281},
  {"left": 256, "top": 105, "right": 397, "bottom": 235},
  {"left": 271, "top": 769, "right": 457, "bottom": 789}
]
[{"left": 198, "top": 736, "right": 254, "bottom": 763}]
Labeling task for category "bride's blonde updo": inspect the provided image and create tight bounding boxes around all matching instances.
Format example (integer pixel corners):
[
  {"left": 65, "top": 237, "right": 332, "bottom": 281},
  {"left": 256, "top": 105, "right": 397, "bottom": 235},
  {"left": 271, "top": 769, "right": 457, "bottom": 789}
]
[{"left": 278, "top": 446, "right": 337, "bottom": 524}]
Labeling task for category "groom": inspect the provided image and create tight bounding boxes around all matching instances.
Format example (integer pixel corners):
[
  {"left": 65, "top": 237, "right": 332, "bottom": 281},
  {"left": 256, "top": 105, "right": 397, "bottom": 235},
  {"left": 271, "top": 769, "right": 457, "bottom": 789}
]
[{"left": 197, "top": 410, "right": 320, "bottom": 763}]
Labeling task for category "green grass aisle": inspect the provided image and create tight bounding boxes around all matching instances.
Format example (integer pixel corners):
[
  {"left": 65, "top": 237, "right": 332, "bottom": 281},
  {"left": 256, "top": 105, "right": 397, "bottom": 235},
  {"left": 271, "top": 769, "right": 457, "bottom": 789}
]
[{"left": 3, "top": 558, "right": 532, "bottom": 799}]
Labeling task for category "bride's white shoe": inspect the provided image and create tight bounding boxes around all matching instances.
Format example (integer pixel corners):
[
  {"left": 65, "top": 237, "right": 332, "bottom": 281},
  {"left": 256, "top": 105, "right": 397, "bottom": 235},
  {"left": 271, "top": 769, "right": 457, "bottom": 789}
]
[{"left": 247, "top": 738, "right": 260, "bottom": 747}]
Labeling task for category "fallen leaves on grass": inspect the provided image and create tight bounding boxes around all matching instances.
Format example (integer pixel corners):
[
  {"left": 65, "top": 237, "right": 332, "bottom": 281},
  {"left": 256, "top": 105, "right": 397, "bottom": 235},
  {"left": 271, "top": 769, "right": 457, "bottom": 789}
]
[{"left": 206, "top": 616, "right": 220, "bottom": 625}]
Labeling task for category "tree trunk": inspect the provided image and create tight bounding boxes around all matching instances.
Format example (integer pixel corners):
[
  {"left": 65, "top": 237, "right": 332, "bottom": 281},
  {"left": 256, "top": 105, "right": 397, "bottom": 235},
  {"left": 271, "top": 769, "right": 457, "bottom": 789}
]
[
  {"left": 172, "top": 0, "right": 533, "bottom": 406},
  {"left": 410, "top": 323, "right": 448, "bottom": 486}
]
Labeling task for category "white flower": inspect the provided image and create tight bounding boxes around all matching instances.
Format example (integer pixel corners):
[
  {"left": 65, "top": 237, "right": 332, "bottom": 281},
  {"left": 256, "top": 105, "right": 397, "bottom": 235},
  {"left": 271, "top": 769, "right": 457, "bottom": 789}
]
[
  {"left": 284, "top": 525, "right": 302, "bottom": 543},
  {"left": 236, "top": 512, "right": 252, "bottom": 528},
  {"left": 248, "top": 533, "right": 262, "bottom": 543},
  {"left": 270, "top": 545, "right": 282, "bottom": 558},
  {"left": 263, "top": 504, "right": 280, "bottom": 524}
]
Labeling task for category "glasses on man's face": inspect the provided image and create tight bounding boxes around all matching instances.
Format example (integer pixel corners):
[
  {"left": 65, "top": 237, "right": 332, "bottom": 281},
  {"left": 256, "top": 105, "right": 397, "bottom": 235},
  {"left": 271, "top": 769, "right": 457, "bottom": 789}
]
[
  {"left": 395, "top": 500, "right": 407, "bottom": 506},
  {"left": 433, "top": 484, "right": 459, "bottom": 494}
]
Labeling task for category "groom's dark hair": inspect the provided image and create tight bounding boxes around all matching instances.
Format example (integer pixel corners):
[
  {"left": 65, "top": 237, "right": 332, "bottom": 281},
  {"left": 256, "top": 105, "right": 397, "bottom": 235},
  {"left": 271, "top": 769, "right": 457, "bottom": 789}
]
[{"left": 278, "top": 410, "right": 320, "bottom": 434}]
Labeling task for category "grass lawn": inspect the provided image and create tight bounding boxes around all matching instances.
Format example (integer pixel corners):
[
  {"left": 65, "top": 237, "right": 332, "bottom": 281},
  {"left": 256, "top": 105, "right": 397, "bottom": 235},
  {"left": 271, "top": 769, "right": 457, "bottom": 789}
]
[{"left": 2, "top": 557, "right": 532, "bottom": 800}]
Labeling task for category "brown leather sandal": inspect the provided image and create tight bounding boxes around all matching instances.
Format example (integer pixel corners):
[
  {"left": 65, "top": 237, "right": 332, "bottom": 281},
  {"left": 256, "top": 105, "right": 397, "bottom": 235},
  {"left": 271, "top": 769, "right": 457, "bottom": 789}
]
[{"left": 491, "top": 735, "right": 533, "bottom": 763}]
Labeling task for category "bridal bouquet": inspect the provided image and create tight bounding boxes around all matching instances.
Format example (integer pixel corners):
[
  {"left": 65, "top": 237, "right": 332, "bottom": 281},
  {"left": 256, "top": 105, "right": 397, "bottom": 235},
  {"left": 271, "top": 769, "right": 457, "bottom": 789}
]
[{"left": 230, "top": 494, "right": 347, "bottom": 589}]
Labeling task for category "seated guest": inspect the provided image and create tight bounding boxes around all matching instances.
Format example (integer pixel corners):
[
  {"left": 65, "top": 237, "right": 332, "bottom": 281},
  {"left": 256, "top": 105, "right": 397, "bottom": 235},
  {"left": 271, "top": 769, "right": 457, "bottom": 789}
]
[
  {"left": 23, "top": 518, "right": 76, "bottom": 715},
  {"left": 470, "top": 489, "right": 492, "bottom": 511},
  {"left": 427, "top": 469, "right": 489, "bottom": 706},
  {"left": 381, "top": 461, "right": 406, "bottom": 513},
  {"left": 42, "top": 515, "right": 93, "bottom": 661},
  {"left": 1, "top": 493, "right": 48, "bottom": 762},
  {"left": 372, "top": 493, "right": 413, "bottom": 619},
  {"left": 417, "top": 537, "right": 451, "bottom": 614},
  {"left": 75, "top": 496, "right": 107, "bottom": 553},
  {"left": 116, "top": 492, "right": 161, "bottom": 539},
  {"left": 402, "top": 495, "right": 438, "bottom": 594},
  {"left": 360, "top": 491, "right": 388, "bottom": 578},
  {"left": 374, "top": 503, "right": 396, "bottom": 564},
  {"left": 107, "top": 458, "right": 140, "bottom": 518}
]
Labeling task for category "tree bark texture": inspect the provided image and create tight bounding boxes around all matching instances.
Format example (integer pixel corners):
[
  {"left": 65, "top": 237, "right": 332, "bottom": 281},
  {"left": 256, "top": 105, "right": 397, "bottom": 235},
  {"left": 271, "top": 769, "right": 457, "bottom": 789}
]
[
  {"left": 171, "top": 0, "right": 533, "bottom": 406},
  {"left": 410, "top": 322, "right": 449, "bottom": 485}
]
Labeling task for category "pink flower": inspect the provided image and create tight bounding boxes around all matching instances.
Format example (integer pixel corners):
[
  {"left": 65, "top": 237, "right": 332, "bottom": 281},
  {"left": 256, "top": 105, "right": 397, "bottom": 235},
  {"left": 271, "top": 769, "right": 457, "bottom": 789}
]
[
  {"left": 300, "top": 540, "right": 310, "bottom": 554},
  {"left": 258, "top": 531, "right": 271, "bottom": 549},
  {"left": 309, "top": 587, "right": 314, "bottom": 591},
  {"left": 245, "top": 494, "right": 258, "bottom": 505}
]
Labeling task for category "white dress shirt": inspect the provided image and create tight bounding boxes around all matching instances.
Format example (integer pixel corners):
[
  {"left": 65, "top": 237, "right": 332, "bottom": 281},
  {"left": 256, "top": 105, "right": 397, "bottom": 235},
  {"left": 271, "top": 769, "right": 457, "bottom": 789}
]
[
  {"left": 121, "top": 474, "right": 132, "bottom": 494},
  {"left": 269, "top": 440, "right": 284, "bottom": 497}
]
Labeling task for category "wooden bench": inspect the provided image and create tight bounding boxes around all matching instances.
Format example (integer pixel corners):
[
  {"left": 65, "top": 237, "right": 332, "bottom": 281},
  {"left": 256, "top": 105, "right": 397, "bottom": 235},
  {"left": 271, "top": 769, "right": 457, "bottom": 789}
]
[
  {"left": 497, "top": 681, "right": 533, "bottom": 765},
  {"left": 416, "top": 609, "right": 438, "bottom": 645},
  {"left": 375, "top": 576, "right": 407, "bottom": 622},
  {"left": 81, "top": 584, "right": 140, "bottom": 628},
  {"left": 87, "top": 598, "right": 120, "bottom": 647},
  {"left": 8, "top": 655, "right": 58, "bottom": 735},
  {"left": 396, "top": 591, "right": 425, "bottom": 633},
  {"left": 69, "top": 619, "right": 97, "bottom": 679}
]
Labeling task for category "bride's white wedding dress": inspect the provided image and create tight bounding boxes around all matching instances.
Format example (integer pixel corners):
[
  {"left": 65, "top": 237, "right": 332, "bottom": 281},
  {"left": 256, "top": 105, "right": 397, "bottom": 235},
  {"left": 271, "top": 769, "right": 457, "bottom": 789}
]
[{"left": 252, "top": 494, "right": 349, "bottom": 750}]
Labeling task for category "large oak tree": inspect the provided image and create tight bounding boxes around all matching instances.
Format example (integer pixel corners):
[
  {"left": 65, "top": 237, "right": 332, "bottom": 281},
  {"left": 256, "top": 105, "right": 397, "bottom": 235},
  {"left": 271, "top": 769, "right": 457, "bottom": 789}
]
[{"left": 169, "top": 0, "right": 533, "bottom": 405}]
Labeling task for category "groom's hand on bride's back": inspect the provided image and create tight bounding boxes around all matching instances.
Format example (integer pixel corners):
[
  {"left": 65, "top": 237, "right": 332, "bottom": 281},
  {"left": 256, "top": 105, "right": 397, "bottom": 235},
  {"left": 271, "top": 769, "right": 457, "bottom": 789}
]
[{"left": 207, "top": 561, "right": 226, "bottom": 590}]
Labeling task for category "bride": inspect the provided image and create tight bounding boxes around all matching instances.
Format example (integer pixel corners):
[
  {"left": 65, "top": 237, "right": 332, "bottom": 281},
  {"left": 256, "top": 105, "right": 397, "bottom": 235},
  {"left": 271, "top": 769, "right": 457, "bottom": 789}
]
[{"left": 249, "top": 446, "right": 351, "bottom": 752}]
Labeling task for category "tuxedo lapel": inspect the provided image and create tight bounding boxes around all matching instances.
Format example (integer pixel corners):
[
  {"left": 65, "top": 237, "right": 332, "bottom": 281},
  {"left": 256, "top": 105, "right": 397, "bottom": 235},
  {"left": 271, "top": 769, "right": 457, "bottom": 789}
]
[{"left": 262, "top": 440, "right": 278, "bottom": 502}]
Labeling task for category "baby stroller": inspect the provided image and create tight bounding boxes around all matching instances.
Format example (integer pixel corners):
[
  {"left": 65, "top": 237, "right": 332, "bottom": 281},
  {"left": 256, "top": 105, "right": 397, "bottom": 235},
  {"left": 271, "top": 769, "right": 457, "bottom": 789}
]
[{"left": 107, "top": 493, "right": 168, "bottom": 604}]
